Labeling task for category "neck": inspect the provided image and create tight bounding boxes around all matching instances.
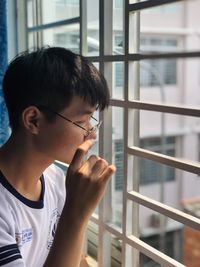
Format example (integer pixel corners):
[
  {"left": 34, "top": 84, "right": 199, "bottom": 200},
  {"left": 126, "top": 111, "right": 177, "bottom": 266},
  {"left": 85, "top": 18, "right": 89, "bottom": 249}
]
[{"left": 0, "top": 132, "right": 53, "bottom": 201}]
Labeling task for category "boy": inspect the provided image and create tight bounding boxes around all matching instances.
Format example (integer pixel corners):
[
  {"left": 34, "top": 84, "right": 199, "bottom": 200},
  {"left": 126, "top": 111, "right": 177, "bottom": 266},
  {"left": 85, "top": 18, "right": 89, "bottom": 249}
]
[{"left": 0, "top": 47, "right": 116, "bottom": 267}]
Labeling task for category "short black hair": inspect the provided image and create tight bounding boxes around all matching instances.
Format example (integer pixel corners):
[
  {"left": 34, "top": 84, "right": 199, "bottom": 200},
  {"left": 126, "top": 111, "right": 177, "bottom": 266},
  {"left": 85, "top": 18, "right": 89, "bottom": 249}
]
[{"left": 3, "top": 47, "right": 110, "bottom": 130}]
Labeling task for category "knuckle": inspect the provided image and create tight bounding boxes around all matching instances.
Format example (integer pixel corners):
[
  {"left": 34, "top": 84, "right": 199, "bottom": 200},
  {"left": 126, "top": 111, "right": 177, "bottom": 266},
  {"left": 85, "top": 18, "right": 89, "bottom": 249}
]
[
  {"left": 89, "top": 154, "right": 99, "bottom": 161},
  {"left": 76, "top": 170, "right": 86, "bottom": 179},
  {"left": 97, "top": 158, "right": 108, "bottom": 167}
]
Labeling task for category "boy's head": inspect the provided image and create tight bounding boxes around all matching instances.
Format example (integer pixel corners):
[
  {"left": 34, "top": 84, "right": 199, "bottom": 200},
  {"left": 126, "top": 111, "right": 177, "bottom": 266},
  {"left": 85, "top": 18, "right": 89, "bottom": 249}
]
[{"left": 3, "top": 47, "right": 110, "bottom": 131}]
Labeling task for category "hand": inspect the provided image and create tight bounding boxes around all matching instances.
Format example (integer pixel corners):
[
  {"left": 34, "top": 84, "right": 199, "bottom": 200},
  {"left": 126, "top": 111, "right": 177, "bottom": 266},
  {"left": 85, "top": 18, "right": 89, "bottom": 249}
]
[{"left": 64, "top": 139, "right": 116, "bottom": 225}]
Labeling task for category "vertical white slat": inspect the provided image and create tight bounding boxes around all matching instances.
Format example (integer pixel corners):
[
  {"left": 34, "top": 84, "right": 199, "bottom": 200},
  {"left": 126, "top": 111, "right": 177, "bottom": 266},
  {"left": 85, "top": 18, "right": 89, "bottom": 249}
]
[
  {"left": 98, "top": 1, "right": 113, "bottom": 266},
  {"left": 121, "top": 0, "right": 129, "bottom": 265},
  {"left": 80, "top": 0, "right": 87, "bottom": 55},
  {"left": 80, "top": 0, "right": 88, "bottom": 256},
  {"left": 128, "top": 1, "right": 141, "bottom": 266},
  {"left": 17, "top": 0, "right": 28, "bottom": 52}
]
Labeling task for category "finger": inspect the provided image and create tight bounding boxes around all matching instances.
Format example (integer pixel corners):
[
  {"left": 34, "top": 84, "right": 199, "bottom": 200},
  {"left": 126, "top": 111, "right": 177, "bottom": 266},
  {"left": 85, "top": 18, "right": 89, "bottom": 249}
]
[
  {"left": 80, "top": 155, "right": 100, "bottom": 174},
  {"left": 99, "top": 165, "right": 116, "bottom": 183},
  {"left": 90, "top": 159, "right": 109, "bottom": 178},
  {"left": 70, "top": 139, "right": 95, "bottom": 170}
]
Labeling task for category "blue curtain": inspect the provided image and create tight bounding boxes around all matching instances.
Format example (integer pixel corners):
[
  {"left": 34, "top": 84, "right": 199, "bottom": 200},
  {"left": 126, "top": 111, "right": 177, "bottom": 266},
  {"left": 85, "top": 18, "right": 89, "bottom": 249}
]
[{"left": 0, "top": 0, "right": 9, "bottom": 146}]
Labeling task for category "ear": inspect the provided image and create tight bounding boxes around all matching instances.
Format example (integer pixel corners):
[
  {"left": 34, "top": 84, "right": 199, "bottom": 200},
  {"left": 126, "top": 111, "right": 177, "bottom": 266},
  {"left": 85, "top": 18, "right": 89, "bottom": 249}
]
[{"left": 21, "top": 106, "right": 42, "bottom": 134}]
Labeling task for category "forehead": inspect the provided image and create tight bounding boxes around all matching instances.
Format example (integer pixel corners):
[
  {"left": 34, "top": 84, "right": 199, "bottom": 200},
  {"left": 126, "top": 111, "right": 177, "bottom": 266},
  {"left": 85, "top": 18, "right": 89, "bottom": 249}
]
[{"left": 65, "top": 96, "right": 97, "bottom": 116}]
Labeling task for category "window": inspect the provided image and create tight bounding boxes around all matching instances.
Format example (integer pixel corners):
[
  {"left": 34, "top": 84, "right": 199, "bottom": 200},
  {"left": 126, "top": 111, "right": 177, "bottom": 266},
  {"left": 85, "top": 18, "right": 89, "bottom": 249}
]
[
  {"left": 140, "top": 58, "right": 177, "bottom": 86},
  {"left": 141, "top": 230, "right": 182, "bottom": 267},
  {"left": 54, "top": 33, "right": 67, "bottom": 46},
  {"left": 140, "top": 137, "right": 176, "bottom": 185},
  {"left": 54, "top": 33, "right": 79, "bottom": 51},
  {"left": 114, "top": 35, "right": 123, "bottom": 53},
  {"left": 114, "top": 139, "right": 124, "bottom": 190},
  {"left": 19, "top": 0, "right": 200, "bottom": 266},
  {"left": 140, "top": 37, "right": 178, "bottom": 87},
  {"left": 114, "top": 62, "right": 124, "bottom": 88}
]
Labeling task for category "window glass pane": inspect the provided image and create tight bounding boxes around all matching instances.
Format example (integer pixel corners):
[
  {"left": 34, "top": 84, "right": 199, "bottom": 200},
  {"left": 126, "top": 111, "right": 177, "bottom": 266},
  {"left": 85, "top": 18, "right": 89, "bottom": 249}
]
[
  {"left": 128, "top": 61, "right": 140, "bottom": 101},
  {"left": 139, "top": 205, "right": 184, "bottom": 264},
  {"left": 27, "top": 0, "right": 79, "bottom": 27},
  {"left": 140, "top": 36, "right": 179, "bottom": 53},
  {"left": 139, "top": 136, "right": 176, "bottom": 185},
  {"left": 140, "top": 0, "right": 200, "bottom": 52},
  {"left": 140, "top": 57, "right": 200, "bottom": 109},
  {"left": 129, "top": 12, "right": 139, "bottom": 54},
  {"left": 139, "top": 158, "right": 175, "bottom": 185},
  {"left": 139, "top": 109, "right": 200, "bottom": 189},
  {"left": 28, "top": 32, "right": 36, "bottom": 49},
  {"left": 140, "top": 228, "right": 183, "bottom": 267},
  {"left": 28, "top": 24, "right": 80, "bottom": 53},
  {"left": 23, "top": 0, "right": 200, "bottom": 266},
  {"left": 139, "top": 37, "right": 178, "bottom": 88},
  {"left": 140, "top": 59, "right": 177, "bottom": 87},
  {"left": 113, "top": 62, "right": 124, "bottom": 99},
  {"left": 27, "top": 0, "right": 35, "bottom": 28},
  {"left": 113, "top": 0, "right": 124, "bottom": 55},
  {"left": 85, "top": 0, "right": 99, "bottom": 56}
]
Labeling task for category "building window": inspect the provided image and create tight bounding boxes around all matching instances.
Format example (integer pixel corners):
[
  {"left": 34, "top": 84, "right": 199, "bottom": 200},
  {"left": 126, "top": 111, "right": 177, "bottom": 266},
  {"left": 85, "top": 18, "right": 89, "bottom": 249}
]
[
  {"left": 140, "top": 37, "right": 178, "bottom": 87},
  {"left": 114, "top": 35, "right": 123, "bottom": 53},
  {"left": 54, "top": 33, "right": 79, "bottom": 53},
  {"left": 114, "top": 139, "right": 124, "bottom": 191},
  {"left": 54, "top": 33, "right": 67, "bottom": 46},
  {"left": 114, "top": 62, "right": 123, "bottom": 88},
  {"left": 140, "top": 230, "right": 182, "bottom": 266},
  {"left": 140, "top": 136, "right": 176, "bottom": 185}
]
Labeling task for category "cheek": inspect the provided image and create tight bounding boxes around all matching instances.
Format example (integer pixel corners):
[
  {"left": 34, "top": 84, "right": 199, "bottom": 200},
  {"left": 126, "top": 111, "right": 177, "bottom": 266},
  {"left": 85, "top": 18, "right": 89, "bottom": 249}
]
[
  {"left": 54, "top": 129, "right": 85, "bottom": 163},
  {"left": 37, "top": 122, "right": 86, "bottom": 163}
]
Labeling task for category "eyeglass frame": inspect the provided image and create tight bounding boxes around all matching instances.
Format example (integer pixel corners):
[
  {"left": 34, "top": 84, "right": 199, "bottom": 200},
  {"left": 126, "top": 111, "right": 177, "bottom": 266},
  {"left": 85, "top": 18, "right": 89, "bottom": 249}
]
[{"left": 37, "top": 105, "right": 102, "bottom": 137}]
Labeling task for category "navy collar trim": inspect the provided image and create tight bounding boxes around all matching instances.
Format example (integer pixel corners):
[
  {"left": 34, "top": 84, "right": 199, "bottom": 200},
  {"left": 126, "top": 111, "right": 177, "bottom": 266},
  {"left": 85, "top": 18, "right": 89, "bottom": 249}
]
[{"left": 0, "top": 171, "right": 45, "bottom": 209}]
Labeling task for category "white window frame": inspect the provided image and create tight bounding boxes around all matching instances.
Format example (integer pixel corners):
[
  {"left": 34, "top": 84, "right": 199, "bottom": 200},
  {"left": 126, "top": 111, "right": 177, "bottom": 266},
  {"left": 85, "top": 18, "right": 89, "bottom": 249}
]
[{"left": 16, "top": 0, "right": 200, "bottom": 266}]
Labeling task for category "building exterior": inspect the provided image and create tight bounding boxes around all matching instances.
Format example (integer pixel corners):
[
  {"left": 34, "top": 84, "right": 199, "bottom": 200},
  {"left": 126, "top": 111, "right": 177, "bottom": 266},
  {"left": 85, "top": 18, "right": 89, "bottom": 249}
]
[{"left": 182, "top": 198, "right": 200, "bottom": 267}]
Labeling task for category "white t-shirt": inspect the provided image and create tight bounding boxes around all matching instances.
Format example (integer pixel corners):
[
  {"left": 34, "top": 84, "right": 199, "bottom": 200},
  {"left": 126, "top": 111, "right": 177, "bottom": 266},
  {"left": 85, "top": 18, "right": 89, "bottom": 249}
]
[{"left": 0, "top": 164, "right": 66, "bottom": 267}]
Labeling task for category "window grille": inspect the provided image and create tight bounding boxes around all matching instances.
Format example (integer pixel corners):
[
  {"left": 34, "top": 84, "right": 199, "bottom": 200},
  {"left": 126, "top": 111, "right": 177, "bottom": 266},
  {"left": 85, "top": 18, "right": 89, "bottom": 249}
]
[{"left": 17, "top": 0, "right": 200, "bottom": 266}]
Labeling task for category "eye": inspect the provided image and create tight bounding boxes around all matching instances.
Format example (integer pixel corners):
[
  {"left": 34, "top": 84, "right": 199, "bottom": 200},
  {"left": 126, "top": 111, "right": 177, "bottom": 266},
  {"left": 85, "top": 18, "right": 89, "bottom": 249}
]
[{"left": 76, "top": 115, "right": 93, "bottom": 124}]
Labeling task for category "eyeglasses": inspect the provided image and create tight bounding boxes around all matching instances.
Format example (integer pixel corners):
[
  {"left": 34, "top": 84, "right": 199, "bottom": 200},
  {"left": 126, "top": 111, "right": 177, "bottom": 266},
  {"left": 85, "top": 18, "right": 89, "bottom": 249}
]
[{"left": 37, "top": 105, "right": 102, "bottom": 137}]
